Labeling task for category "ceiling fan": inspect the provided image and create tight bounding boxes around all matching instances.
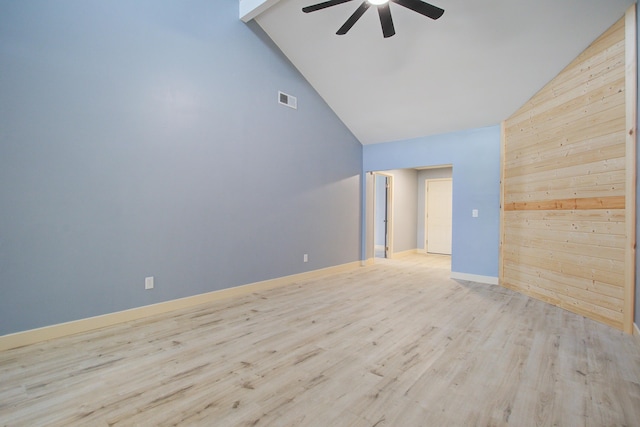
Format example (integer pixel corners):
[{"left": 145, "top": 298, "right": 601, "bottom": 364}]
[{"left": 302, "top": 0, "right": 445, "bottom": 38}]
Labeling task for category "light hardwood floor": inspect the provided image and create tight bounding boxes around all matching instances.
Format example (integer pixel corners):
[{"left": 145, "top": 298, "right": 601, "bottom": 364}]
[{"left": 1, "top": 254, "right": 639, "bottom": 426}]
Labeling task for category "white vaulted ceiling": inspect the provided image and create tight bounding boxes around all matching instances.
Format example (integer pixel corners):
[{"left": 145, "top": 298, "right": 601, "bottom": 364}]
[{"left": 242, "top": 0, "right": 635, "bottom": 144}]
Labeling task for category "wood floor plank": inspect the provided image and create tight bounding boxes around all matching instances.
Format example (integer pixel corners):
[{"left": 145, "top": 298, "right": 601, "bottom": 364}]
[{"left": 0, "top": 254, "right": 639, "bottom": 426}]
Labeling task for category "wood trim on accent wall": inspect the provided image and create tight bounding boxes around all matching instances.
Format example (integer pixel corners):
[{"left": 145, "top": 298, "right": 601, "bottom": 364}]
[
  {"left": 504, "top": 196, "right": 625, "bottom": 211},
  {"left": 499, "top": 121, "right": 506, "bottom": 285},
  {"left": 623, "top": 4, "right": 637, "bottom": 334}
]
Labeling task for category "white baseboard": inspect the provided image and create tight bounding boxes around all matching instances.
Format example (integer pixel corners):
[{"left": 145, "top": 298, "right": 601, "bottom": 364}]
[
  {"left": 450, "top": 271, "right": 499, "bottom": 286},
  {"left": 0, "top": 261, "right": 360, "bottom": 352},
  {"left": 393, "top": 249, "right": 419, "bottom": 258},
  {"left": 634, "top": 323, "right": 640, "bottom": 341}
]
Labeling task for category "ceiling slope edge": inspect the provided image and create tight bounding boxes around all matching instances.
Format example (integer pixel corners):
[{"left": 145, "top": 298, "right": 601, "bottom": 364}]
[{"left": 240, "top": 0, "right": 282, "bottom": 22}]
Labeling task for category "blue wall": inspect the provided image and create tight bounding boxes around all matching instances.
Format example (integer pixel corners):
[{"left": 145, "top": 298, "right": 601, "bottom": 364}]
[
  {"left": 0, "top": 0, "right": 362, "bottom": 335},
  {"left": 363, "top": 125, "right": 501, "bottom": 278}
]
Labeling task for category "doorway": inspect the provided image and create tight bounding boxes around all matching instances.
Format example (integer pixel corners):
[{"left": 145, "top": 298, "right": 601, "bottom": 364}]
[
  {"left": 425, "top": 178, "right": 452, "bottom": 255},
  {"left": 374, "top": 173, "right": 393, "bottom": 259}
]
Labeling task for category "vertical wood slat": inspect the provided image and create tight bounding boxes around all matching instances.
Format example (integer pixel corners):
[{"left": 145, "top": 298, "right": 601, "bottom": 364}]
[
  {"left": 624, "top": 4, "right": 637, "bottom": 334},
  {"left": 501, "top": 9, "right": 635, "bottom": 332},
  {"left": 499, "top": 121, "right": 506, "bottom": 284}
]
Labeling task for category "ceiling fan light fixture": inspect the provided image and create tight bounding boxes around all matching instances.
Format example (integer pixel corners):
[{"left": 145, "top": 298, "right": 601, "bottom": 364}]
[{"left": 303, "top": 0, "right": 444, "bottom": 38}]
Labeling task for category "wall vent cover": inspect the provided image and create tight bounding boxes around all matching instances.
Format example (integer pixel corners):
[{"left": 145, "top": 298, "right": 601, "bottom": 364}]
[{"left": 278, "top": 91, "right": 297, "bottom": 109}]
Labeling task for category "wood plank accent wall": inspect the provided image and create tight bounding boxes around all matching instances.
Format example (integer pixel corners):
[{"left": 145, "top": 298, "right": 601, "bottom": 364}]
[{"left": 501, "top": 8, "right": 637, "bottom": 332}]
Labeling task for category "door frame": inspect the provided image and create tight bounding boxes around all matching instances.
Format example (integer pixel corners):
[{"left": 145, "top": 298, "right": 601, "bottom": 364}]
[
  {"left": 373, "top": 172, "right": 394, "bottom": 260},
  {"left": 424, "top": 178, "right": 453, "bottom": 255}
]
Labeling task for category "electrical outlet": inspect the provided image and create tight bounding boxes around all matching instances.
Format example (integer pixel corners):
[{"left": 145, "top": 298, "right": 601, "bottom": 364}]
[
  {"left": 303, "top": 254, "right": 308, "bottom": 263},
  {"left": 145, "top": 276, "right": 154, "bottom": 290}
]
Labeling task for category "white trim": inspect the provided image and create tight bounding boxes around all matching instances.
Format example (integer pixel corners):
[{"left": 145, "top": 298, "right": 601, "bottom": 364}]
[
  {"left": 624, "top": 4, "right": 637, "bottom": 334},
  {"left": 393, "top": 249, "right": 419, "bottom": 258},
  {"left": 450, "top": 271, "right": 499, "bottom": 286},
  {"left": 499, "top": 121, "right": 506, "bottom": 288},
  {"left": 634, "top": 322, "right": 640, "bottom": 340},
  {"left": 0, "top": 261, "right": 360, "bottom": 352},
  {"left": 239, "top": 0, "right": 282, "bottom": 22},
  {"left": 372, "top": 172, "right": 394, "bottom": 260}
]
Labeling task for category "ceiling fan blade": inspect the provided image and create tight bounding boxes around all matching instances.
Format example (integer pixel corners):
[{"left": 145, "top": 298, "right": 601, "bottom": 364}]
[
  {"left": 377, "top": 3, "right": 396, "bottom": 38},
  {"left": 303, "top": 0, "right": 354, "bottom": 13},
  {"left": 337, "top": 1, "right": 370, "bottom": 35},
  {"left": 392, "top": 0, "right": 444, "bottom": 20}
]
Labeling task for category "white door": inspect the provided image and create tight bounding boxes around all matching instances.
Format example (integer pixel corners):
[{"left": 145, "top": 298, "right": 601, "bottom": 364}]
[{"left": 426, "top": 179, "right": 452, "bottom": 255}]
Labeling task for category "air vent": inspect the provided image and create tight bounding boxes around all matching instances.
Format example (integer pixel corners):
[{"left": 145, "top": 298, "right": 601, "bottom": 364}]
[{"left": 278, "top": 91, "right": 297, "bottom": 109}]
